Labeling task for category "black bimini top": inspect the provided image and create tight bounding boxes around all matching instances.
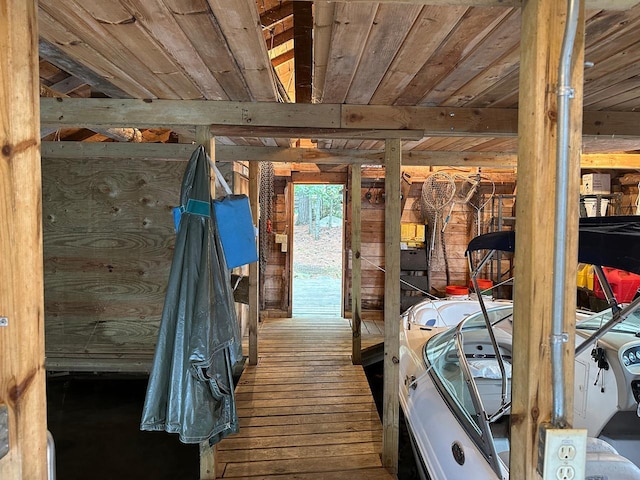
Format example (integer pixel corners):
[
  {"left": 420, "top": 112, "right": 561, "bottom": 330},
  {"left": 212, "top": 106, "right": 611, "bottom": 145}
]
[{"left": 466, "top": 216, "right": 640, "bottom": 276}]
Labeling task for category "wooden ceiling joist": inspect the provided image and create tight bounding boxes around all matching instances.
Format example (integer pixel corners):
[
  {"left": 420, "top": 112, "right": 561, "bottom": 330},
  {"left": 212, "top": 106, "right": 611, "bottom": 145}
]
[
  {"left": 40, "top": 141, "right": 640, "bottom": 169},
  {"left": 41, "top": 98, "right": 640, "bottom": 139}
]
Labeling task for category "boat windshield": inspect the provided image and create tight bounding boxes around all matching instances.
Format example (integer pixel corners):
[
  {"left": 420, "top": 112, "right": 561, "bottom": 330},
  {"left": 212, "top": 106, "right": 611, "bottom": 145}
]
[
  {"left": 578, "top": 307, "right": 640, "bottom": 335},
  {"left": 423, "top": 306, "right": 514, "bottom": 435}
]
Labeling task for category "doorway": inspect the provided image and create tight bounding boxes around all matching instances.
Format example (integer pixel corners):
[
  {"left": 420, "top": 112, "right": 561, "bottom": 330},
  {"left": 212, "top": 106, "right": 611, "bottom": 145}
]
[{"left": 292, "top": 184, "right": 344, "bottom": 317}]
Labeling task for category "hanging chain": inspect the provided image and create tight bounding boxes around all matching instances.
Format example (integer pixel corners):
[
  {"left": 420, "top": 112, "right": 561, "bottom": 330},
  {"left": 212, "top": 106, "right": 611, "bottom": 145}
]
[{"left": 259, "top": 162, "right": 275, "bottom": 279}]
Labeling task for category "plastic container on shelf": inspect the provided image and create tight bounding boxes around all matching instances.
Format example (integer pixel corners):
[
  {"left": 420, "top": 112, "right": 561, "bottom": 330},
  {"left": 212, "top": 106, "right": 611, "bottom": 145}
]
[
  {"left": 445, "top": 285, "right": 469, "bottom": 300},
  {"left": 593, "top": 267, "right": 640, "bottom": 303}
]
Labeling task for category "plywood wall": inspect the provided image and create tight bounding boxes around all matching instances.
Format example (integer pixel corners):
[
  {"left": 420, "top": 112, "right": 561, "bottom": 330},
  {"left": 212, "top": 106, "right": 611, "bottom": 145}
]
[
  {"left": 43, "top": 157, "right": 183, "bottom": 370},
  {"left": 42, "top": 156, "right": 249, "bottom": 371}
]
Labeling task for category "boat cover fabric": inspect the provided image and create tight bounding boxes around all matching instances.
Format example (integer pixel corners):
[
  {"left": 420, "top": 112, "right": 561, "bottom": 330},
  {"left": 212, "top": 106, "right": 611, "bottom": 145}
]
[
  {"left": 466, "top": 216, "right": 640, "bottom": 275},
  {"left": 140, "top": 146, "right": 243, "bottom": 444}
]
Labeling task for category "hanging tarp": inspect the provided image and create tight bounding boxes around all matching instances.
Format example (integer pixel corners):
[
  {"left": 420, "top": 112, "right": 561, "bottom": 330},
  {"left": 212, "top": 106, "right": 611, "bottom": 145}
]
[{"left": 140, "top": 145, "right": 242, "bottom": 445}]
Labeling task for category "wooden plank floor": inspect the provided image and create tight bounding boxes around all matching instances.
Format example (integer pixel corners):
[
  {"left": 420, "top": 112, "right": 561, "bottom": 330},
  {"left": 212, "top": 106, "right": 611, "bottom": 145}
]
[{"left": 221, "top": 316, "right": 394, "bottom": 479}]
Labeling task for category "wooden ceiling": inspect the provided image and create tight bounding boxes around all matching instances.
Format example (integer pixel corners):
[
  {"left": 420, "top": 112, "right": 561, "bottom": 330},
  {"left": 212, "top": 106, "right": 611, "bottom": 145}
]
[{"left": 38, "top": 0, "right": 640, "bottom": 154}]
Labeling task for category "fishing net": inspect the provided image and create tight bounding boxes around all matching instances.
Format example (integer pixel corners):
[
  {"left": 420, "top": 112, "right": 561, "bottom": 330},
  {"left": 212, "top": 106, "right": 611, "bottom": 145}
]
[{"left": 421, "top": 172, "right": 455, "bottom": 285}]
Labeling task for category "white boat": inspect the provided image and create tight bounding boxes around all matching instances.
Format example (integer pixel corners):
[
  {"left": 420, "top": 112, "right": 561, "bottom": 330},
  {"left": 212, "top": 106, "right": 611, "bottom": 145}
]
[{"left": 399, "top": 216, "right": 640, "bottom": 479}]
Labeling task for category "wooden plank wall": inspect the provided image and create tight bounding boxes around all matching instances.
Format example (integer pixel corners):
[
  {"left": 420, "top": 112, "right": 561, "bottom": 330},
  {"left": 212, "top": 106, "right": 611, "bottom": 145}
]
[{"left": 262, "top": 177, "right": 290, "bottom": 315}]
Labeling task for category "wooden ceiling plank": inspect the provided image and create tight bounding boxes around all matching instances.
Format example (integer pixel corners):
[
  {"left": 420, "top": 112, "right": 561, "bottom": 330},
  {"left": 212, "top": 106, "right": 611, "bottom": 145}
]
[
  {"left": 584, "top": 6, "right": 640, "bottom": 50},
  {"left": 370, "top": 6, "right": 467, "bottom": 105},
  {"left": 206, "top": 0, "right": 279, "bottom": 101},
  {"left": 394, "top": 6, "right": 512, "bottom": 106},
  {"left": 465, "top": 69, "right": 520, "bottom": 108},
  {"left": 345, "top": 4, "right": 423, "bottom": 104},
  {"left": 39, "top": 0, "right": 184, "bottom": 99},
  {"left": 165, "top": 8, "right": 252, "bottom": 102},
  {"left": 293, "top": 1, "right": 313, "bottom": 103},
  {"left": 118, "top": 0, "right": 230, "bottom": 100},
  {"left": 583, "top": 76, "right": 640, "bottom": 109},
  {"left": 312, "top": 1, "right": 336, "bottom": 103},
  {"left": 443, "top": 45, "right": 520, "bottom": 107},
  {"left": 321, "top": 3, "right": 378, "bottom": 104},
  {"left": 37, "top": 20, "right": 151, "bottom": 99},
  {"left": 78, "top": 0, "right": 209, "bottom": 99},
  {"left": 420, "top": 8, "right": 521, "bottom": 106}
]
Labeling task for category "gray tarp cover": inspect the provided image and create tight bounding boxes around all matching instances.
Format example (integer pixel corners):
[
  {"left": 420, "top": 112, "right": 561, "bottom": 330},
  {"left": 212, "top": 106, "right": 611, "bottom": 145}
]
[{"left": 140, "top": 146, "right": 242, "bottom": 444}]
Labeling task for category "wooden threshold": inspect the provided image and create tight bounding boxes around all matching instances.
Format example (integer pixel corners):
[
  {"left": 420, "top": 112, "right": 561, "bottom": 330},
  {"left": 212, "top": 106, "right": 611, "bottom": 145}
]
[{"left": 224, "top": 316, "right": 393, "bottom": 479}]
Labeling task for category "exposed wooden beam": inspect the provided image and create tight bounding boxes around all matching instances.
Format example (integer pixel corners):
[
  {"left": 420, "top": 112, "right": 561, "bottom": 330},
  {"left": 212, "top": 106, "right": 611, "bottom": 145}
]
[
  {"left": 351, "top": 165, "right": 362, "bottom": 366},
  {"left": 260, "top": 1, "right": 293, "bottom": 27},
  {"left": 40, "top": 142, "right": 640, "bottom": 168},
  {"left": 293, "top": 0, "right": 638, "bottom": 11},
  {"left": 0, "top": 0, "right": 47, "bottom": 478},
  {"left": 48, "top": 75, "right": 86, "bottom": 95},
  {"left": 194, "top": 126, "right": 424, "bottom": 140},
  {"left": 248, "top": 162, "right": 259, "bottom": 366},
  {"left": 41, "top": 98, "right": 640, "bottom": 139},
  {"left": 39, "top": 84, "right": 142, "bottom": 142},
  {"left": 265, "top": 28, "right": 294, "bottom": 51},
  {"left": 271, "top": 49, "right": 294, "bottom": 67},
  {"left": 511, "top": 0, "right": 584, "bottom": 477},
  {"left": 293, "top": 1, "right": 313, "bottom": 103},
  {"left": 38, "top": 39, "right": 132, "bottom": 99}
]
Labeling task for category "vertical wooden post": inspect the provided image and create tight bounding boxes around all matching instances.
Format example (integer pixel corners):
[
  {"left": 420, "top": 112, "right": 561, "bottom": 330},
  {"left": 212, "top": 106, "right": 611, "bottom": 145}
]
[
  {"left": 382, "top": 139, "right": 401, "bottom": 472},
  {"left": 351, "top": 165, "right": 362, "bottom": 365},
  {"left": 196, "top": 125, "right": 217, "bottom": 480},
  {"left": 248, "top": 162, "right": 260, "bottom": 365},
  {"left": 0, "top": 1, "right": 47, "bottom": 479},
  {"left": 511, "top": 0, "right": 584, "bottom": 478}
]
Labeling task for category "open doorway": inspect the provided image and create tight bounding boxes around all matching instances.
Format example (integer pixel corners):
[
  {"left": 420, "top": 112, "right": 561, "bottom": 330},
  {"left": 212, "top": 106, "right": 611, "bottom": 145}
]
[{"left": 292, "top": 184, "right": 344, "bottom": 317}]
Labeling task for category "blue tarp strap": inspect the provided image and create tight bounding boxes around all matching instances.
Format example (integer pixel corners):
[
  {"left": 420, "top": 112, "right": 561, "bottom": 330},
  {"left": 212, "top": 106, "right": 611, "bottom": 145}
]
[{"left": 173, "top": 199, "right": 211, "bottom": 233}]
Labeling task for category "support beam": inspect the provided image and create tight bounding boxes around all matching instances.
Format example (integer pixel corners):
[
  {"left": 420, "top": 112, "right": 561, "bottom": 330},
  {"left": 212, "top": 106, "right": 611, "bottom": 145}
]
[
  {"left": 39, "top": 84, "right": 143, "bottom": 142},
  {"left": 292, "top": 0, "right": 637, "bottom": 10},
  {"left": 511, "top": 0, "right": 584, "bottom": 477},
  {"left": 0, "top": 1, "right": 47, "bottom": 478},
  {"left": 196, "top": 125, "right": 217, "bottom": 480},
  {"left": 248, "top": 162, "right": 260, "bottom": 366},
  {"left": 382, "top": 139, "right": 401, "bottom": 472},
  {"left": 293, "top": 1, "right": 313, "bottom": 103},
  {"left": 351, "top": 165, "right": 362, "bottom": 365},
  {"left": 40, "top": 98, "right": 640, "bottom": 139},
  {"left": 40, "top": 142, "right": 640, "bottom": 169}
]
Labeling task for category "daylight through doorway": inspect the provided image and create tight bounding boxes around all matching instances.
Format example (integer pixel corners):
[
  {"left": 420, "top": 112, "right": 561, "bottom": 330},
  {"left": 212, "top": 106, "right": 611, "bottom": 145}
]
[{"left": 292, "top": 184, "right": 344, "bottom": 317}]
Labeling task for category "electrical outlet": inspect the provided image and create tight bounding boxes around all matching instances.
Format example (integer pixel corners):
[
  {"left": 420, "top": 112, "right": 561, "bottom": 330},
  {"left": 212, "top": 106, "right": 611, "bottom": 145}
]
[{"left": 537, "top": 425, "right": 587, "bottom": 479}]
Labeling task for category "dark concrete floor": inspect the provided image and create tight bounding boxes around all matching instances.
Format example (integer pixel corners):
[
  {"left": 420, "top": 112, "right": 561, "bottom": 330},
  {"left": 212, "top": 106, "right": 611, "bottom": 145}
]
[{"left": 47, "top": 375, "right": 199, "bottom": 480}]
